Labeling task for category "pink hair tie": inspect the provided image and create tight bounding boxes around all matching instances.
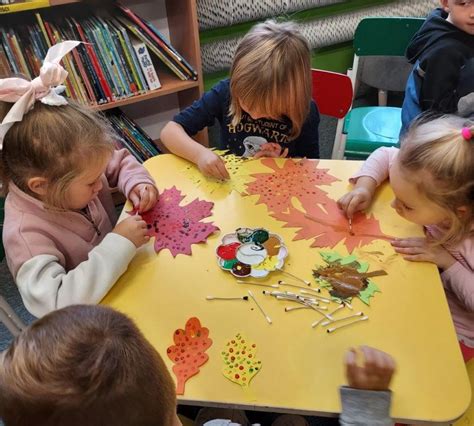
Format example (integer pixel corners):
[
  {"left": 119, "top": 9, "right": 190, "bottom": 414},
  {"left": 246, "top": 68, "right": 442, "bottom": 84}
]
[{"left": 461, "top": 127, "right": 472, "bottom": 141}]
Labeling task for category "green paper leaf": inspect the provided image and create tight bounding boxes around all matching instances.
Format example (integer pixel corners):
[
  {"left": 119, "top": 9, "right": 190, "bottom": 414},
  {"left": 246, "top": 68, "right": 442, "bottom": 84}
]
[{"left": 359, "top": 279, "right": 380, "bottom": 305}]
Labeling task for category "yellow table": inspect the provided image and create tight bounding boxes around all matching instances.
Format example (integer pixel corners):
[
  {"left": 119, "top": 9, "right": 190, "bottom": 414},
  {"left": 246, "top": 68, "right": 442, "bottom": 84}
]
[{"left": 102, "top": 154, "right": 470, "bottom": 424}]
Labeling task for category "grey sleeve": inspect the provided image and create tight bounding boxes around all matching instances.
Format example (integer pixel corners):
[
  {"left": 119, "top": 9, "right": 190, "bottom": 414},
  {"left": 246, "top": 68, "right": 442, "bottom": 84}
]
[{"left": 339, "top": 386, "right": 393, "bottom": 426}]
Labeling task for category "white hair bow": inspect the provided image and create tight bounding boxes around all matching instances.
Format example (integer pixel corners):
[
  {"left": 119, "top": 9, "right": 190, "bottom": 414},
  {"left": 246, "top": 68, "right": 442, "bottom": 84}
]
[{"left": 0, "top": 40, "right": 81, "bottom": 148}]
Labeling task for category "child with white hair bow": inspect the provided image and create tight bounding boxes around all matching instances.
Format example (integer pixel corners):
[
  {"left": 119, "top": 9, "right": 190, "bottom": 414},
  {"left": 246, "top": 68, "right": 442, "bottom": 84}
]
[{"left": 0, "top": 41, "right": 159, "bottom": 318}]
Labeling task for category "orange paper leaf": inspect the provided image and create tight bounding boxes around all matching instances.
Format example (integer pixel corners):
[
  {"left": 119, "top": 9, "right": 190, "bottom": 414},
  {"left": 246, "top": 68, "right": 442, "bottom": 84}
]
[
  {"left": 273, "top": 195, "right": 392, "bottom": 250},
  {"left": 167, "top": 317, "right": 213, "bottom": 395},
  {"left": 244, "top": 158, "right": 339, "bottom": 213}
]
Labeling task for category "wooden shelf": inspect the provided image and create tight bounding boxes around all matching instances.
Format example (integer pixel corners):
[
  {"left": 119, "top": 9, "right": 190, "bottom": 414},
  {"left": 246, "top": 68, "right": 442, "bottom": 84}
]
[
  {"left": 92, "top": 77, "right": 199, "bottom": 112},
  {"left": 49, "top": 0, "right": 80, "bottom": 5}
]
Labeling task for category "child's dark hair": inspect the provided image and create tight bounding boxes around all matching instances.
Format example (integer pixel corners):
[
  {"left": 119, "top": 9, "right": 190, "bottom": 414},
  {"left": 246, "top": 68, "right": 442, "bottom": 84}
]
[
  {"left": 400, "top": 114, "right": 474, "bottom": 245},
  {"left": 0, "top": 99, "right": 115, "bottom": 209},
  {"left": 0, "top": 304, "right": 177, "bottom": 426}
]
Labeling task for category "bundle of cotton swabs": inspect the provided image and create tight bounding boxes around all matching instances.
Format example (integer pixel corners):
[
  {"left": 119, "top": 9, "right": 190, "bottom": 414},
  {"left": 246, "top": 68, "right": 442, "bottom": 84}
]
[{"left": 262, "top": 289, "right": 369, "bottom": 333}]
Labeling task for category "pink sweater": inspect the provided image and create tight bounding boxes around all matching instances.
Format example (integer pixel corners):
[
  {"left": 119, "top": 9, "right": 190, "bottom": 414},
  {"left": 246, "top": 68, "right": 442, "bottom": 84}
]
[
  {"left": 352, "top": 147, "right": 474, "bottom": 341},
  {"left": 3, "top": 149, "right": 156, "bottom": 317}
]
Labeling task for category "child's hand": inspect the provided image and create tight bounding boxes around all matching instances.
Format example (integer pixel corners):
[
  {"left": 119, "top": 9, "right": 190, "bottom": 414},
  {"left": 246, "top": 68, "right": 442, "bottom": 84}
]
[
  {"left": 254, "top": 142, "right": 289, "bottom": 158},
  {"left": 129, "top": 184, "right": 159, "bottom": 213},
  {"left": 391, "top": 237, "right": 456, "bottom": 270},
  {"left": 197, "top": 150, "right": 230, "bottom": 180},
  {"left": 337, "top": 187, "right": 373, "bottom": 218},
  {"left": 345, "top": 346, "right": 396, "bottom": 391},
  {"left": 113, "top": 215, "right": 150, "bottom": 248}
]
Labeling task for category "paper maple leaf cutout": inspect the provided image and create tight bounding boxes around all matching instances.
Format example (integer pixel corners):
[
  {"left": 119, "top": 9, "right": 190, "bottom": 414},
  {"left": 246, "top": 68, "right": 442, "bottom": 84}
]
[
  {"left": 272, "top": 193, "right": 392, "bottom": 251},
  {"left": 167, "top": 317, "right": 213, "bottom": 395},
  {"left": 182, "top": 150, "right": 251, "bottom": 195},
  {"left": 135, "top": 186, "right": 219, "bottom": 257},
  {"left": 244, "top": 158, "right": 339, "bottom": 213},
  {"left": 314, "top": 251, "right": 385, "bottom": 305},
  {"left": 221, "top": 333, "right": 262, "bottom": 389}
]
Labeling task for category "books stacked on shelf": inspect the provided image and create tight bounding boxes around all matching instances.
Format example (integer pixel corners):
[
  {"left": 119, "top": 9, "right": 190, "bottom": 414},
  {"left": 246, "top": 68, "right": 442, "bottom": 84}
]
[
  {"left": 106, "top": 108, "right": 161, "bottom": 163},
  {"left": 0, "top": 3, "right": 197, "bottom": 106}
]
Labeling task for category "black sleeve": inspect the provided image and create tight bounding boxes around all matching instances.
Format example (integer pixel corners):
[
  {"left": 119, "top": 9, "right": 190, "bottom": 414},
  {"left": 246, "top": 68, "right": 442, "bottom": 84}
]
[
  {"left": 292, "top": 101, "right": 320, "bottom": 159},
  {"left": 420, "top": 46, "right": 465, "bottom": 113},
  {"left": 173, "top": 80, "right": 228, "bottom": 136}
]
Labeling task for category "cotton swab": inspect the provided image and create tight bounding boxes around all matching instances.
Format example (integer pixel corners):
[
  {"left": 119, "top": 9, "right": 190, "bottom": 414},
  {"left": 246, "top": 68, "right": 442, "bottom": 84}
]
[
  {"left": 237, "top": 280, "right": 279, "bottom": 288},
  {"left": 311, "top": 304, "right": 345, "bottom": 328},
  {"left": 304, "top": 302, "right": 333, "bottom": 320},
  {"left": 277, "top": 268, "right": 311, "bottom": 286},
  {"left": 206, "top": 296, "right": 249, "bottom": 301},
  {"left": 299, "top": 290, "right": 331, "bottom": 303},
  {"left": 321, "top": 311, "right": 364, "bottom": 327},
  {"left": 248, "top": 290, "right": 272, "bottom": 324},
  {"left": 327, "top": 315, "right": 369, "bottom": 333},
  {"left": 285, "top": 306, "right": 311, "bottom": 312},
  {"left": 278, "top": 280, "right": 321, "bottom": 293}
]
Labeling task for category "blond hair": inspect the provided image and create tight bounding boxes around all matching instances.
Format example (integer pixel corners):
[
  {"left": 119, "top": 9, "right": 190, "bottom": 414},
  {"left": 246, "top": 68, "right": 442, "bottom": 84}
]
[
  {"left": 0, "top": 98, "right": 114, "bottom": 209},
  {"left": 0, "top": 305, "right": 177, "bottom": 426},
  {"left": 229, "top": 20, "right": 312, "bottom": 139},
  {"left": 399, "top": 114, "right": 474, "bottom": 245}
]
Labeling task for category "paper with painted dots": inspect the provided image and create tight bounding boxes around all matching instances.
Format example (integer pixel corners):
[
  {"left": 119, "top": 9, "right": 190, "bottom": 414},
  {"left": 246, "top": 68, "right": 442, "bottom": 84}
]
[
  {"left": 244, "top": 158, "right": 339, "bottom": 213},
  {"left": 131, "top": 186, "right": 219, "bottom": 257},
  {"left": 166, "top": 317, "right": 213, "bottom": 395},
  {"left": 182, "top": 150, "right": 252, "bottom": 195},
  {"left": 221, "top": 333, "right": 262, "bottom": 389}
]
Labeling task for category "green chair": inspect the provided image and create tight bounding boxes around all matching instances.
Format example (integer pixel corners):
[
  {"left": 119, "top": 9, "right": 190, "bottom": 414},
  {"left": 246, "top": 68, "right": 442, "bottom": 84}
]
[
  {"left": 332, "top": 17, "right": 424, "bottom": 159},
  {"left": 0, "top": 197, "right": 25, "bottom": 336}
]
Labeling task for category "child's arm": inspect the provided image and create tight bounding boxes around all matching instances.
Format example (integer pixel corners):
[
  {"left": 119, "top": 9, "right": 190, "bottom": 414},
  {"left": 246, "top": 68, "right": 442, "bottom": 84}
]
[
  {"left": 442, "top": 261, "right": 474, "bottom": 313},
  {"left": 160, "top": 81, "right": 230, "bottom": 180},
  {"left": 161, "top": 122, "right": 229, "bottom": 180},
  {"left": 339, "top": 346, "right": 395, "bottom": 426},
  {"left": 106, "top": 149, "right": 158, "bottom": 212},
  {"left": 13, "top": 216, "right": 148, "bottom": 318},
  {"left": 338, "top": 147, "right": 398, "bottom": 218}
]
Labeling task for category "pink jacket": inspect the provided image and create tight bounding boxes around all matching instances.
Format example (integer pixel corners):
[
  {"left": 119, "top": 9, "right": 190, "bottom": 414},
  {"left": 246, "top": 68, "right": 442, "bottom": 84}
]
[
  {"left": 352, "top": 147, "right": 474, "bottom": 341},
  {"left": 3, "top": 149, "right": 156, "bottom": 317}
]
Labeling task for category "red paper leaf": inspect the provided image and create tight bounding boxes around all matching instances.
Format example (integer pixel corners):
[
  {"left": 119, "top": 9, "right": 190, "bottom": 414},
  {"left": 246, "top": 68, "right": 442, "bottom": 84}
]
[
  {"left": 244, "top": 158, "right": 339, "bottom": 213},
  {"left": 166, "top": 317, "right": 213, "bottom": 395},
  {"left": 132, "top": 186, "right": 219, "bottom": 257},
  {"left": 273, "top": 194, "right": 392, "bottom": 250}
]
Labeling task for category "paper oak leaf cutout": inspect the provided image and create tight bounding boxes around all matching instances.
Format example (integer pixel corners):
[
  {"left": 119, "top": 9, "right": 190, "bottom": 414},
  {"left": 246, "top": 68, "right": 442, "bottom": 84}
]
[
  {"left": 182, "top": 150, "right": 251, "bottom": 195},
  {"left": 244, "top": 158, "right": 339, "bottom": 213},
  {"left": 132, "top": 186, "right": 219, "bottom": 257},
  {"left": 313, "top": 251, "right": 387, "bottom": 305},
  {"left": 222, "top": 333, "right": 262, "bottom": 389},
  {"left": 272, "top": 194, "right": 392, "bottom": 251},
  {"left": 167, "top": 317, "right": 213, "bottom": 395}
]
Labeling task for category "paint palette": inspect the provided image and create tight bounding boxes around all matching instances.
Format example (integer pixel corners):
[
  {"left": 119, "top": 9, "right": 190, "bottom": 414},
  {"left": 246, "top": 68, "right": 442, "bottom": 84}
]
[{"left": 216, "top": 227, "right": 288, "bottom": 278}]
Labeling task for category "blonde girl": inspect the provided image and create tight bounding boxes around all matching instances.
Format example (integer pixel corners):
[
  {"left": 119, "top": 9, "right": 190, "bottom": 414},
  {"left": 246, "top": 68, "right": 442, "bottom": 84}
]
[
  {"left": 160, "top": 20, "right": 320, "bottom": 180},
  {"left": 338, "top": 115, "right": 474, "bottom": 361},
  {"left": 0, "top": 42, "right": 159, "bottom": 317}
]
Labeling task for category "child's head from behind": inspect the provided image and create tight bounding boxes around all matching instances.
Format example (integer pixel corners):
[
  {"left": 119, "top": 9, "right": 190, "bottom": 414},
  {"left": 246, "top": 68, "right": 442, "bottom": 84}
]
[
  {"left": 0, "top": 99, "right": 114, "bottom": 210},
  {"left": 441, "top": 0, "right": 474, "bottom": 35},
  {"left": 229, "top": 20, "right": 312, "bottom": 139},
  {"left": 0, "top": 304, "right": 179, "bottom": 426},
  {"left": 393, "top": 115, "right": 474, "bottom": 244}
]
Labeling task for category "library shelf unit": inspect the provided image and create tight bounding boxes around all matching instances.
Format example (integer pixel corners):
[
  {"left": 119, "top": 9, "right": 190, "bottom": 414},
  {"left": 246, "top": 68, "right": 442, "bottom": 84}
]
[{"left": 1, "top": 0, "right": 208, "bottom": 146}]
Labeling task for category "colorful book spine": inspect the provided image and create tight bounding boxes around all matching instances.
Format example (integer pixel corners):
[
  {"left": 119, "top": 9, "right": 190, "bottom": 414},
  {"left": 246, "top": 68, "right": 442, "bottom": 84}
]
[{"left": 131, "top": 38, "right": 161, "bottom": 91}]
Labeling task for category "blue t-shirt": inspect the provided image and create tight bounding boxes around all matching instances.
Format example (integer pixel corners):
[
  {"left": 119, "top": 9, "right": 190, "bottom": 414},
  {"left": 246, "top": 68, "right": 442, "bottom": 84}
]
[{"left": 173, "top": 79, "right": 320, "bottom": 158}]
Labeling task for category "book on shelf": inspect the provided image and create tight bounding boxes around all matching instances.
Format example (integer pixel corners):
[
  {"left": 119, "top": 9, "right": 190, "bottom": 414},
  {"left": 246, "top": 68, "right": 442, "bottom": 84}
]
[
  {"left": 131, "top": 38, "right": 161, "bottom": 91},
  {"left": 0, "top": 3, "right": 198, "bottom": 105},
  {"left": 106, "top": 108, "right": 161, "bottom": 163}
]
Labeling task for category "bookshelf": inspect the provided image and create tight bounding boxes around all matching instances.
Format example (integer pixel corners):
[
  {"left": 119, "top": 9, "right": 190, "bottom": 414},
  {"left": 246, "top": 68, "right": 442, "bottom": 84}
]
[{"left": 0, "top": 0, "right": 208, "bottom": 147}]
